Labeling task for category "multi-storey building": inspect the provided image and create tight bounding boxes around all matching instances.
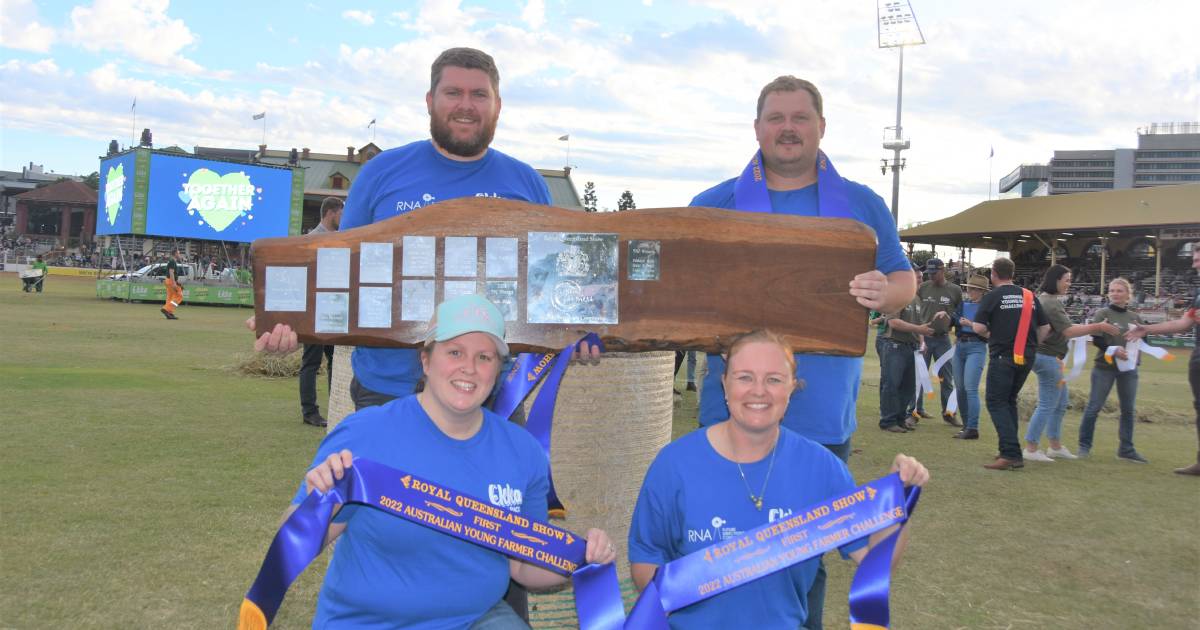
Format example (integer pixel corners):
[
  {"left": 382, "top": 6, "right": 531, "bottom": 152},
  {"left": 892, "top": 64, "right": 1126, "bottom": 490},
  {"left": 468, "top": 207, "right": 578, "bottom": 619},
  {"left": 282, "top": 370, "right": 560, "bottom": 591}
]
[{"left": 999, "top": 122, "right": 1200, "bottom": 197}]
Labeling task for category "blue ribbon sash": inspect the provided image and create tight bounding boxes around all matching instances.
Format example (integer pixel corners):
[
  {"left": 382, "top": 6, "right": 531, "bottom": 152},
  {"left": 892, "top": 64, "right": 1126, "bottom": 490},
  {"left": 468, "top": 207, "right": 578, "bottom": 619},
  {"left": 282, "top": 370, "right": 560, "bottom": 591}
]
[
  {"left": 628, "top": 474, "right": 918, "bottom": 628},
  {"left": 490, "top": 333, "right": 605, "bottom": 516},
  {"left": 732, "top": 149, "right": 853, "bottom": 219},
  {"left": 238, "top": 458, "right": 624, "bottom": 630},
  {"left": 239, "top": 460, "right": 917, "bottom": 630}
]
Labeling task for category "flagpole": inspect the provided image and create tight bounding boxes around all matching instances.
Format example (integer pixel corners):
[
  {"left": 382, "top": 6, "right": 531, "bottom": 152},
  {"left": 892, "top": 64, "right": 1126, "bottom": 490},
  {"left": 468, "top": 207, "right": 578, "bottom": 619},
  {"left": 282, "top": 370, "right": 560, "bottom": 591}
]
[
  {"left": 262, "top": 114, "right": 267, "bottom": 146},
  {"left": 558, "top": 134, "right": 570, "bottom": 169},
  {"left": 131, "top": 98, "right": 137, "bottom": 148},
  {"left": 988, "top": 149, "right": 993, "bottom": 200}
]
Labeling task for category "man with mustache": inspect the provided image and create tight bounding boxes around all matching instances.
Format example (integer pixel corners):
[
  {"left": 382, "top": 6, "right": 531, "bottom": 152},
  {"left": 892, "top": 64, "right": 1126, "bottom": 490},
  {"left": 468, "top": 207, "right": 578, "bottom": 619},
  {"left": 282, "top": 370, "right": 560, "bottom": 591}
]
[{"left": 690, "top": 75, "right": 915, "bottom": 630}]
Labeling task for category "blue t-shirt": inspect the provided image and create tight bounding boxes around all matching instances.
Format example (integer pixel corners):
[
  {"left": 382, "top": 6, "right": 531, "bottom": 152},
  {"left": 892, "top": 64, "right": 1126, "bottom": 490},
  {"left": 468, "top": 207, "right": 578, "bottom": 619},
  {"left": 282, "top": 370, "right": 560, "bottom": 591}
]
[
  {"left": 690, "top": 178, "right": 909, "bottom": 444},
  {"left": 291, "top": 395, "right": 550, "bottom": 629},
  {"left": 628, "top": 427, "right": 867, "bottom": 629},
  {"left": 340, "top": 140, "right": 552, "bottom": 397}
]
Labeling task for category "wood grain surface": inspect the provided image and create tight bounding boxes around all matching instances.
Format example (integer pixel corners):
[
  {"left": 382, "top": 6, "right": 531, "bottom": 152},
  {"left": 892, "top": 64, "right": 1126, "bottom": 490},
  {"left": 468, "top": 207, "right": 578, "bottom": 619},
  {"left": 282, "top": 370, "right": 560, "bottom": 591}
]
[{"left": 252, "top": 197, "right": 876, "bottom": 355}]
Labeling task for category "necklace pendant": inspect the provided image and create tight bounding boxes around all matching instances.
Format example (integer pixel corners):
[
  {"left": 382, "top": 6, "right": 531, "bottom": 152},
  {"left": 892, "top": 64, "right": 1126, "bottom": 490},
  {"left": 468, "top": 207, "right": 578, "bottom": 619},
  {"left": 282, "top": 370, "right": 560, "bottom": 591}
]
[{"left": 754, "top": 497, "right": 763, "bottom": 511}]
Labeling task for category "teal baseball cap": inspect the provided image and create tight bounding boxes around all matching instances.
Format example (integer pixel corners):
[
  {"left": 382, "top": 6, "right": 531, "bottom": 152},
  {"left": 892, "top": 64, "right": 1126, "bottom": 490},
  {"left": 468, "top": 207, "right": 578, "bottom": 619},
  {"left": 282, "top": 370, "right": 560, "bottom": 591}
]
[{"left": 426, "top": 294, "right": 509, "bottom": 357}]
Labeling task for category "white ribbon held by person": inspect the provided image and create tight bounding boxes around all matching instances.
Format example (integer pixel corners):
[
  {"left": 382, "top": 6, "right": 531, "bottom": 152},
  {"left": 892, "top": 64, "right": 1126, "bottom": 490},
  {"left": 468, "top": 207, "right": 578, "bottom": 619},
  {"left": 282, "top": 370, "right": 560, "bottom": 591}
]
[{"left": 1103, "top": 325, "right": 1175, "bottom": 372}]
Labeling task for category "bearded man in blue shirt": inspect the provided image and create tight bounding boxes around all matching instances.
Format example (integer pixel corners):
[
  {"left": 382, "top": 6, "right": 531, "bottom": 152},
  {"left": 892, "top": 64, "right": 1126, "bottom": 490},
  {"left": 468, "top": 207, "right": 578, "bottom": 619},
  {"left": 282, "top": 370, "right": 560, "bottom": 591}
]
[{"left": 250, "top": 47, "right": 597, "bottom": 625}]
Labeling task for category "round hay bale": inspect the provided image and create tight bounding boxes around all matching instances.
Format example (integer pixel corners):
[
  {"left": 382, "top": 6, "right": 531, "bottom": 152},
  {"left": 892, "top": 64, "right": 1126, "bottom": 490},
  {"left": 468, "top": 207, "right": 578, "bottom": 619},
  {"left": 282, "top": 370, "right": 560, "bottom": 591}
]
[
  {"left": 327, "top": 345, "right": 355, "bottom": 432},
  {"left": 528, "top": 351, "right": 674, "bottom": 627},
  {"left": 234, "top": 351, "right": 302, "bottom": 378}
]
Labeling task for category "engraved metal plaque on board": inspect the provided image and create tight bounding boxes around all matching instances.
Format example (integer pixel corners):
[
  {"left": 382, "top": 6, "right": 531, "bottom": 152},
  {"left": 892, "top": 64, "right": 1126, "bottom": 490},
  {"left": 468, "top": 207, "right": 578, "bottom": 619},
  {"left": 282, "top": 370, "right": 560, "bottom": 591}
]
[{"left": 526, "top": 231, "right": 618, "bottom": 324}]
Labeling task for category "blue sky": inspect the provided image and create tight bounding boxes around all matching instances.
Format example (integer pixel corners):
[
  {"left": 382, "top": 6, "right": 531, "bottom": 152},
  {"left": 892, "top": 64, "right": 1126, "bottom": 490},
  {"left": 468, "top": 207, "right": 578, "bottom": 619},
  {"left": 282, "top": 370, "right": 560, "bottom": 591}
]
[{"left": 2, "top": 0, "right": 1198, "bottom": 229}]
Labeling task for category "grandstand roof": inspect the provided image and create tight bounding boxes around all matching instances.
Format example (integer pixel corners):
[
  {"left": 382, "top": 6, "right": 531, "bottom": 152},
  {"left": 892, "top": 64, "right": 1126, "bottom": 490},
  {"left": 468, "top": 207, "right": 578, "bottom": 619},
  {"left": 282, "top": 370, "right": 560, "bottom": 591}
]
[
  {"left": 900, "top": 183, "right": 1200, "bottom": 248},
  {"left": 13, "top": 179, "right": 97, "bottom": 205}
]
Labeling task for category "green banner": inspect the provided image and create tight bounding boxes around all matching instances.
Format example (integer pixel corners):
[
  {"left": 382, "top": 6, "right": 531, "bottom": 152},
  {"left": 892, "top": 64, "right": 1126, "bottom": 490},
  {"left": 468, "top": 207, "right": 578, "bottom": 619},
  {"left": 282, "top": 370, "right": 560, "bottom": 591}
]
[
  {"left": 1148, "top": 335, "right": 1196, "bottom": 349},
  {"left": 130, "top": 148, "right": 151, "bottom": 234},
  {"left": 96, "top": 279, "right": 254, "bottom": 306},
  {"left": 289, "top": 168, "right": 305, "bottom": 236}
]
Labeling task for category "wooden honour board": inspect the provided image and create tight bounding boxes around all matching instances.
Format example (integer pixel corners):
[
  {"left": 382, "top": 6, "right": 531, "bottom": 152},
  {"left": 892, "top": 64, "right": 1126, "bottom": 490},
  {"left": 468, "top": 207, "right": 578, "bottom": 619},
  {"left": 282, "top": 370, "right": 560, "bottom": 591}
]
[{"left": 252, "top": 197, "right": 876, "bottom": 355}]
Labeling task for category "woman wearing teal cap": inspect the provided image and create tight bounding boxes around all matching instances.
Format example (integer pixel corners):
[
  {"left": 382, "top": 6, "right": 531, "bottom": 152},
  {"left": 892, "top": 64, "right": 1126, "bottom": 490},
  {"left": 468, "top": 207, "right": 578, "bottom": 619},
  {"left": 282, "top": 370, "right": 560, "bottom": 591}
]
[{"left": 287, "top": 294, "right": 617, "bottom": 628}]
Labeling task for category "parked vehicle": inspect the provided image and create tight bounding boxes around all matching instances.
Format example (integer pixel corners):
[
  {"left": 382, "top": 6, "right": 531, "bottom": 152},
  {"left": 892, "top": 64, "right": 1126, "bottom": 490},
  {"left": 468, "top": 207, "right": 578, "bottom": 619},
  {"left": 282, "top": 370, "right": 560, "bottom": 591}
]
[{"left": 107, "top": 262, "right": 198, "bottom": 282}]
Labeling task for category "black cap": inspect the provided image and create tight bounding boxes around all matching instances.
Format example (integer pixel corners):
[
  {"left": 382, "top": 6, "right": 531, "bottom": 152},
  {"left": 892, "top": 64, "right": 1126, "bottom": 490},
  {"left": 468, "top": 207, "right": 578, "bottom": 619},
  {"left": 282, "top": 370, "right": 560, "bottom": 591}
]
[{"left": 925, "top": 258, "right": 945, "bottom": 271}]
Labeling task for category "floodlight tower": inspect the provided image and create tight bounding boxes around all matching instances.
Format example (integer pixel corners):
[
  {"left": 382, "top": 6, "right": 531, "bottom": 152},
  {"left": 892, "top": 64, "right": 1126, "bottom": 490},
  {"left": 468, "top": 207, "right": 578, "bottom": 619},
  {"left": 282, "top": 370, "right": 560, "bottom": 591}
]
[{"left": 877, "top": 0, "right": 925, "bottom": 226}]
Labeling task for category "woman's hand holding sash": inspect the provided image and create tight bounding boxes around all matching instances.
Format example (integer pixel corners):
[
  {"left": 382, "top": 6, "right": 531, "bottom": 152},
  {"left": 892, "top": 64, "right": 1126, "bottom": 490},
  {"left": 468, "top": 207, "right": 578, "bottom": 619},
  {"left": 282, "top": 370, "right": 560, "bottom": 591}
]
[{"left": 239, "top": 462, "right": 920, "bottom": 629}]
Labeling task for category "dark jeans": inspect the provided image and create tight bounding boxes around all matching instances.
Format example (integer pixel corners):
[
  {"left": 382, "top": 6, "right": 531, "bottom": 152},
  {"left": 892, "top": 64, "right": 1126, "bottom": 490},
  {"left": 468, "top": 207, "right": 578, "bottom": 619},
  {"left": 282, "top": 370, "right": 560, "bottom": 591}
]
[
  {"left": 1078, "top": 367, "right": 1139, "bottom": 455},
  {"left": 804, "top": 438, "right": 852, "bottom": 630},
  {"left": 879, "top": 339, "right": 917, "bottom": 428},
  {"left": 299, "top": 343, "right": 334, "bottom": 416},
  {"left": 985, "top": 354, "right": 1033, "bottom": 461},
  {"left": 1191, "top": 357, "right": 1200, "bottom": 451}
]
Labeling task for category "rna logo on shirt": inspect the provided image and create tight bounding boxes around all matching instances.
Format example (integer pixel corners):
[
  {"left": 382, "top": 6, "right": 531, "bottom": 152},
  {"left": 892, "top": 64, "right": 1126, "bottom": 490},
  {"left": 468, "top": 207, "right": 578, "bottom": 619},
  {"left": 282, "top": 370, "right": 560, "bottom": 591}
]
[
  {"left": 488, "top": 483, "right": 523, "bottom": 512},
  {"left": 688, "top": 515, "right": 740, "bottom": 543},
  {"left": 395, "top": 193, "right": 437, "bottom": 213}
]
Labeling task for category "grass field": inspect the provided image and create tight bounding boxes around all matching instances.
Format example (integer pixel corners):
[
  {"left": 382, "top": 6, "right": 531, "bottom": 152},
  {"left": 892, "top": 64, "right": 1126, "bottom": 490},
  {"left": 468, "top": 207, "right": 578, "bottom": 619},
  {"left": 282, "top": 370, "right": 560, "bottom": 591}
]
[{"left": 2, "top": 275, "right": 1197, "bottom": 629}]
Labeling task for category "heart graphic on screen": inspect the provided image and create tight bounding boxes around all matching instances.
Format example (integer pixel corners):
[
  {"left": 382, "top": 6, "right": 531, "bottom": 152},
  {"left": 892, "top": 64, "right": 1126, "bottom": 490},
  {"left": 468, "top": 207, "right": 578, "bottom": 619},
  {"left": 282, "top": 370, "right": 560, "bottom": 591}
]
[
  {"left": 180, "top": 168, "right": 255, "bottom": 232},
  {"left": 104, "top": 164, "right": 126, "bottom": 225}
]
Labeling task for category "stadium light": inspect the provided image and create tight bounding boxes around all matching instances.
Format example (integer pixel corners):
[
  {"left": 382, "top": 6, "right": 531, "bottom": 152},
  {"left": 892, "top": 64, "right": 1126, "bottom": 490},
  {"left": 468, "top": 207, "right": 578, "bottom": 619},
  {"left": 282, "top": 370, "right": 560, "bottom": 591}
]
[{"left": 877, "top": 0, "right": 925, "bottom": 226}]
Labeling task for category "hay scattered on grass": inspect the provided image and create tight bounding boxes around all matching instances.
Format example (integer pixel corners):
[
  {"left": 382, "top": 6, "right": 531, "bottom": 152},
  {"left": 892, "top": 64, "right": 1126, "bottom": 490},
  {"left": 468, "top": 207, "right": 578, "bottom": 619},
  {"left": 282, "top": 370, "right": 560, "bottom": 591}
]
[
  {"left": 233, "top": 352, "right": 305, "bottom": 378},
  {"left": 1017, "top": 384, "right": 1190, "bottom": 425}
]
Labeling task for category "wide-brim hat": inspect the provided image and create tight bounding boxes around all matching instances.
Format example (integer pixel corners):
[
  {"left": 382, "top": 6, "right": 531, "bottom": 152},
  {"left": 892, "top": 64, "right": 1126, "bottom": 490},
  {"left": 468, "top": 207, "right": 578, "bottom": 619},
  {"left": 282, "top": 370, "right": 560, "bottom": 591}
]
[
  {"left": 965, "top": 274, "right": 990, "bottom": 291},
  {"left": 426, "top": 294, "right": 509, "bottom": 357}
]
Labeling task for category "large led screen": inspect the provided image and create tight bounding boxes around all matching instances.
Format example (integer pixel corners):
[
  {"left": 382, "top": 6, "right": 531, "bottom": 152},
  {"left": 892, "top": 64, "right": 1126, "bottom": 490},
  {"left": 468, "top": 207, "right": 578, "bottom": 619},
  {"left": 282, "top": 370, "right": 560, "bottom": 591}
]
[
  {"left": 144, "top": 153, "right": 297, "bottom": 242},
  {"left": 95, "top": 152, "right": 138, "bottom": 235}
]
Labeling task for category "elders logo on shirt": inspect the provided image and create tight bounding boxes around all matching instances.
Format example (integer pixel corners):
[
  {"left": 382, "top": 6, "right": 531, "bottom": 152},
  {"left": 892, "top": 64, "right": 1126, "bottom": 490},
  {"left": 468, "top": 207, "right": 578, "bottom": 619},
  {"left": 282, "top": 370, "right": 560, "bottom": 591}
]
[{"left": 488, "top": 483, "right": 524, "bottom": 512}]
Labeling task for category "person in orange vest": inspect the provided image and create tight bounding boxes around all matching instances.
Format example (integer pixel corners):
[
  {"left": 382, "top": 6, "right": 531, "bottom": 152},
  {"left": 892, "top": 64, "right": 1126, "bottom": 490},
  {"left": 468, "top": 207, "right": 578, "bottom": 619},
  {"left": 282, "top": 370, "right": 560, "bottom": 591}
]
[{"left": 161, "top": 250, "right": 183, "bottom": 320}]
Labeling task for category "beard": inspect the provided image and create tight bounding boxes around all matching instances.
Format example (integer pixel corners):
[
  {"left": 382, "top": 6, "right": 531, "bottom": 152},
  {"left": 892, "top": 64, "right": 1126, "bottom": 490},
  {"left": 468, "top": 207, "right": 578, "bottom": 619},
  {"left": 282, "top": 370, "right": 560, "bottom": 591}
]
[{"left": 430, "top": 110, "right": 498, "bottom": 158}]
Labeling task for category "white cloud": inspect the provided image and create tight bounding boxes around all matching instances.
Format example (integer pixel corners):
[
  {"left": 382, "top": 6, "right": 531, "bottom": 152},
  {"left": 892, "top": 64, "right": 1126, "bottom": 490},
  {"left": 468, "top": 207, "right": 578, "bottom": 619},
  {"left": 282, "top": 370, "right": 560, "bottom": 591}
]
[
  {"left": 386, "top": 11, "right": 411, "bottom": 26},
  {"left": 6, "top": 0, "right": 1199, "bottom": 230},
  {"left": 342, "top": 9, "right": 375, "bottom": 26},
  {"left": 521, "top": 0, "right": 545, "bottom": 30},
  {"left": 570, "top": 18, "right": 600, "bottom": 32},
  {"left": 407, "top": 0, "right": 475, "bottom": 34},
  {"left": 0, "top": 0, "right": 58, "bottom": 53},
  {"left": 68, "top": 0, "right": 203, "bottom": 74}
]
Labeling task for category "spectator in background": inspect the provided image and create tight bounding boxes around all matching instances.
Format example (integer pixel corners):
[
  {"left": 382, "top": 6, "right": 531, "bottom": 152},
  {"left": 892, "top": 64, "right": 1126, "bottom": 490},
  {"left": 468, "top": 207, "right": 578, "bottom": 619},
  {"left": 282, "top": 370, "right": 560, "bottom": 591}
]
[
  {"left": 298, "top": 197, "right": 344, "bottom": 428},
  {"left": 1023, "top": 266, "right": 1119, "bottom": 462},
  {"left": 1125, "top": 242, "right": 1200, "bottom": 475},
  {"left": 1078, "top": 278, "right": 1150, "bottom": 464},
  {"left": 879, "top": 264, "right": 929, "bottom": 434},
  {"left": 972, "top": 257, "right": 1050, "bottom": 470},
  {"left": 951, "top": 274, "right": 990, "bottom": 440},
  {"left": 27, "top": 255, "right": 48, "bottom": 292},
  {"left": 916, "top": 258, "right": 963, "bottom": 427}
]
